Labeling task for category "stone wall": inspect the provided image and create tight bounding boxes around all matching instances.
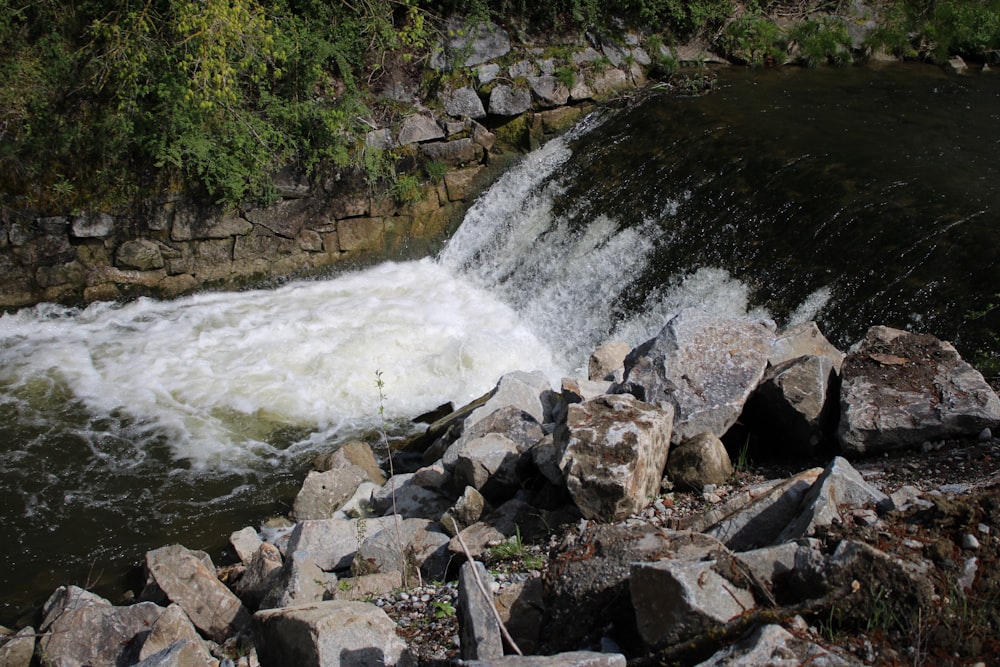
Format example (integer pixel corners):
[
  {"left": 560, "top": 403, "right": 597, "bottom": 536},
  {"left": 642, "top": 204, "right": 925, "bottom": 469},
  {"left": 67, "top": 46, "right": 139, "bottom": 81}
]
[{"left": 0, "top": 22, "right": 678, "bottom": 309}]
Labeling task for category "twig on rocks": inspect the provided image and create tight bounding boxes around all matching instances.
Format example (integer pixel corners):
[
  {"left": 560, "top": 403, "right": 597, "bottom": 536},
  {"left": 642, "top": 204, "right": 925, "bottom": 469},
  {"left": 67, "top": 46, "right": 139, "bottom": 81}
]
[
  {"left": 451, "top": 518, "right": 524, "bottom": 657},
  {"left": 627, "top": 580, "right": 860, "bottom": 667}
]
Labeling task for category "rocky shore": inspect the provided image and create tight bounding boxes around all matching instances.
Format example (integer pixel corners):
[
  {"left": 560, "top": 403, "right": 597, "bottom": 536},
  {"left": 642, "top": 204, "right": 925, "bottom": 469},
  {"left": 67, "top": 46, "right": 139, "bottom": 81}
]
[{"left": 5, "top": 311, "right": 1000, "bottom": 666}]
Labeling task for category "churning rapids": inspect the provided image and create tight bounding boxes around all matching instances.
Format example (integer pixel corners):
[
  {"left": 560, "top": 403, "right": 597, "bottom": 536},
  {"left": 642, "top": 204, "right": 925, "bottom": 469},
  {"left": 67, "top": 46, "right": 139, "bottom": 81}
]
[{"left": 2, "top": 64, "right": 999, "bottom": 620}]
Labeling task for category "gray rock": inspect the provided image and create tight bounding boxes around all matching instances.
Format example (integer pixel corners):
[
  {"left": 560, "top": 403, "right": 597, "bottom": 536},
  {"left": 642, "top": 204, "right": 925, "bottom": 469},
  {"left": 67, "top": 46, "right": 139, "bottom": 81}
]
[
  {"left": 143, "top": 544, "right": 250, "bottom": 642},
  {"left": 477, "top": 63, "right": 501, "bottom": 84},
  {"left": 560, "top": 377, "right": 614, "bottom": 404},
  {"left": 229, "top": 526, "right": 263, "bottom": 564},
  {"left": 260, "top": 549, "right": 335, "bottom": 609},
  {"left": 137, "top": 603, "right": 213, "bottom": 666},
  {"left": 617, "top": 310, "right": 775, "bottom": 444},
  {"left": 314, "top": 440, "right": 386, "bottom": 485},
  {"left": 39, "top": 600, "right": 162, "bottom": 667},
  {"left": 588, "top": 341, "right": 631, "bottom": 381},
  {"left": 354, "top": 517, "right": 450, "bottom": 582},
  {"left": 559, "top": 394, "right": 673, "bottom": 521},
  {"left": 778, "top": 457, "right": 893, "bottom": 542},
  {"left": 542, "top": 524, "right": 722, "bottom": 652},
  {"left": 40, "top": 585, "right": 110, "bottom": 632},
  {"left": 443, "top": 87, "right": 487, "bottom": 119},
  {"left": 293, "top": 466, "right": 367, "bottom": 521},
  {"left": 233, "top": 541, "right": 284, "bottom": 609},
  {"left": 695, "top": 623, "right": 862, "bottom": 666},
  {"left": 838, "top": 326, "right": 1000, "bottom": 456},
  {"left": 441, "top": 485, "right": 487, "bottom": 536},
  {"left": 488, "top": 85, "right": 532, "bottom": 116},
  {"left": 453, "top": 432, "right": 522, "bottom": 501},
  {"left": 666, "top": 432, "right": 733, "bottom": 492},
  {"left": 589, "top": 68, "right": 630, "bottom": 97},
  {"left": 285, "top": 515, "right": 401, "bottom": 572},
  {"left": 466, "top": 371, "right": 554, "bottom": 432},
  {"left": 71, "top": 212, "right": 115, "bottom": 238},
  {"left": 495, "top": 578, "right": 545, "bottom": 654},
  {"left": 372, "top": 473, "right": 453, "bottom": 520},
  {"left": 253, "top": 601, "right": 415, "bottom": 667},
  {"left": 531, "top": 433, "right": 565, "bottom": 485},
  {"left": 171, "top": 209, "right": 251, "bottom": 241},
  {"left": 508, "top": 60, "right": 538, "bottom": 78},
  {"left": 365, "top": 128, "right": 394, "bottom": 150},
  {"left": 702, "top": 468, "right": 822, "bottom": 550},
  {"left": 397, "top": 114, "right": 445, "bottom": 145},
  {"left": 331, "top": 572, "right": 404, "bottom": 601},
  {"left": 459, "top": 651, "right": 626, "bottom": 667},
  {"left": 450, "top": 498, "right": 557, "bottom": 559},
  {"left": 743, "top": 354, "right": 838, "bottom": 456},
  {"left": 116, "top": 239, "right": 165, "bottom": 270},
  {"left": 0, "top": 626, "right": 35, "bottom": 667},
  {"left": 133, "top": 640, "right": 212, "bottom": 667},
  {"left": 769, "top": 321, "right": 844, "bottom": 372},
  {"left": 631, "top": 559, "right": 755, "bottom": 648},
  {"left": 333, "top": 481, "right": 381, "bottom": 518},
  {"left": 433, "top": 20, "right": 511, "bottom": 69},
  {"left": 528, "top": 76, "right": 570, "bottom": 107},
  {"left": 458, "top": 561, "right": 503, "bottom": 660},
  {"left": 420, "top": 137, "right": 482, "bottom": 166},
  {"left": 731, "top": 542, "right": 804, "bottom": 589}
]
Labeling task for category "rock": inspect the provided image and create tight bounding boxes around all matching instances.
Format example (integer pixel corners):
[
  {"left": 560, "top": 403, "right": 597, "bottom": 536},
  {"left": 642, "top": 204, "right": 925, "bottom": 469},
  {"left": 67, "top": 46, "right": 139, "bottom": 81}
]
[
  {"left": 421, "top": 137, "right": 482, "bottom": 167},
  {"left": 948, "top": 55, "right": 969, "bottom": 73},
  {"left": 617, "top": 310, "right": 775, "bottom": 444},
  {"left": 230, "top": 527, "right": 263, "bottom": 564},
  {"left": 458, "top": 561, "right": 503, "bottom": 660},
  {"left": 233, "top": 542, "right": 284, "bottom": 609},
  {"left": 365, "top": 128, "right": 394, "bottom": 150},
  {"left": 666, "top": 432, "right": 733, "bottom": 492},
  {"left": 71, "top": 212, "right": 115, "bottom": 238},
  {"left": 531, "top": 433, "right": 565, "bottom": 485},
  {"left": 488, "top": 85, "right": 532, "bottom": 116},
  {"left": 171, "top": 209, "right": 251, "bottom": 241},
  {"left": 372, "top": 473, "right": 453, "bottom": 520},
  {"left": 769, "top": 321, "right": 844, "bottom": 372},
  {"left": 452, "top": 432, "right": 522, "bottom": 501},
  {"left": 38, "top": 599, "right": 162, "bottom": 667},
  {"left": 117, "top": 239, "right": 165, "bottom": 270},
  {"left": 477, "top": 63, "right": 501, "bottom": 83},
  {"left": 143, "top": 544, "right": 250, "bottom": 642},
  {"left": 695, "top": 623, "right": 862, "bottom": 666},
  {"left": 560, "top": 377, "right": 614, "bottom": 405},
  {"left": 444, "top": 166, "right": 483, "bottom": 201},
  {"left": 463, "top": 651, "right": 625, "bottom": 667},
  {"left": 495, "top": 577, "right": 545, "bottom": 654},
  {"left": 354, "top": 517, "right": 450, "bottom": 582},
  {"left": 742, "top": 354, "right": 838, "bottom": 457},
  {"left": 284, "top": 515, "right": 401, "bottom": 572},
  {"left": 838, "top": 325, "right": 1000, "bottom": 456},
  {"left": 137, "top": 603, "right": 213, "bottom": 666},
  {"left": 442, "top": 87, "right": 487, "bottom": 119},
  {"left": 450, "top": 498, "right": 558, "bottom": 558},
  {"left": 314, "top": 440, "right": 386, "bottom": 486},
  {"left": 0, "top": 626, "right": 35, "bottom": 667},
  {"left": 559, "top": 394, "right": 673, "bottom": 521},
  {"left": 778, "top": 457, "right": 893, "bottom": 542},
  {"left": 631, "top": 559, "right": 755, "bottom": 648},
  {"left": 433, "top": 20, "right": 510, "bottom": 69},
  {"left": 701, "top": 468, "right": 822, "bottom": 550},
  {"left": 133, "top": 640, "right": 212, "bottom": 667},
  {"left": 542, "top": 524, "right": 722, "bottom": 652},
  {"left": 292, "top": 466, "right": 366, "bottom": 521},
  {"left": 466, "top": 371, "right": 555, "bottom": 431},
  {"left": 528, "top": 76, "right": 570, "bottom": 107},
  {"left": 588, "top": 341, "right": 631, "bottom": 381},
  {"left": 397, "top": 114, "right": 445, "bottom": 145},
  {"left": 331, "top": 572, "right": 403, "bottom": 601},
  {"left": 335, "top": 481, "right": 381, "bottom": 518},
  {"left": 253, "top": 601, "right": 415, "bottom": 667},
  {"left": 441, "top": 485, "right": 487, "bottom": 536},
  {"left": 260, "top": 549, "right": 335, "bottom": 609},
  {"left": 589, "top": 68, "right": 630, "bottom": 97},
  {"left": 40, "top": 585, "right": 110, "bottom": 631}
]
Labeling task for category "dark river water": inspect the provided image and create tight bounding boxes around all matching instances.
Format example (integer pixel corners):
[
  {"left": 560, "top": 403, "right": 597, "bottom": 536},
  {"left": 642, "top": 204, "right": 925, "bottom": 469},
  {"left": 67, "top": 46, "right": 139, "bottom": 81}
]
[{"left": 2, "top": 63, "right": 998, "bottom": 624}]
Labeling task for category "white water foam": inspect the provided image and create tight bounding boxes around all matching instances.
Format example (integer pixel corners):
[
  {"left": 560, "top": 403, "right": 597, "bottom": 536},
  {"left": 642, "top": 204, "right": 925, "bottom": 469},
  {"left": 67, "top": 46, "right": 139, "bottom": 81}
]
[{"left": 0, "top": 259, "right": 559, "bottom": 469}]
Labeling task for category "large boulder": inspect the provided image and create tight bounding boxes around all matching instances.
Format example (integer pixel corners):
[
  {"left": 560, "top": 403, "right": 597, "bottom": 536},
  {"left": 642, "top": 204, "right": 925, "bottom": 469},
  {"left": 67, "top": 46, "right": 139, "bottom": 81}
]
[
  {"left": 488, "top": 85, "right": 532, "bottom": 116},
  {"left": 292, "top": 466, "right": 366, "bottom": 521},
  {"left": 666, "top": 432, "right": 733, "bottom": 492},
  {"left": 284, "top": 515, "right": 401, "bottom": 572},
  {"left": 631, "top": 559, "right": 755, "bottom": 648},
  {"left": 432, "top": 20, "right": 511, "bottom": 69},
  {"left": 616, "top": 310, "right": 775, "bottom": 444},
  {"left": 136, "top": 603, "right": 214, "bottom": 666},
  {"left": 253, "top": 601, "right": 415, "bottom": 667},
  {"left": 838, "top": 326, "right": 1000, "bottom": 456},
  {"left": 452, "top": 432, "right": 523, "bottom": 501},
  {"left": 260, "top": 549, "right": 336, "bottom": 610},
  {"left": 458, "top": 561, "right": 503, "bottom": 661},
  {"left": 443, "top": 87, "right": 487, "bottom": 119},
  {"left": 353, "top": 517, "right": 450, "bottom": 582},
  {"left": 142, "top": 544, "right": 249, "bottom": 642},
  {"left": 559, "top": 394, "right": 673, "bottom": 521},
  {"left": 769, "top": 321, "right": 844, "bottom": 372},
  {"left": 0, "top": 626, "right": 35, "bottom": 667},
  {"left": 742, "top": 354, "right": 839, "bottom": 457}
]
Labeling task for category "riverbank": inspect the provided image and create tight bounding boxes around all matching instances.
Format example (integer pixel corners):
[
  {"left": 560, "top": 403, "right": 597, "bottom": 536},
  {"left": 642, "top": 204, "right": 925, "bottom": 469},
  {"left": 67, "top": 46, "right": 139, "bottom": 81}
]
[{"left": 9, "top": 315, "right": 1000, "bottom": 666}]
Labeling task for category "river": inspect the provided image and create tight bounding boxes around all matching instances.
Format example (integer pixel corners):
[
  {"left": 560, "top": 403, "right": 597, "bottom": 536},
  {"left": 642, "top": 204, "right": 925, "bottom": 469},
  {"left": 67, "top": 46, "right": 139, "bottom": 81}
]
[{"left": 1, "top": 63, "right": 998, "bottom": 622}]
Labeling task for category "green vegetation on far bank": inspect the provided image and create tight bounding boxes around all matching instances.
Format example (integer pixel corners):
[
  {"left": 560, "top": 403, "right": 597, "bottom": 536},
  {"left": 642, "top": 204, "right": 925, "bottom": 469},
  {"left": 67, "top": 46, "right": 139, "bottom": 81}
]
[{"left": 1, "top": 0, "right": 998, "bottom": 214}]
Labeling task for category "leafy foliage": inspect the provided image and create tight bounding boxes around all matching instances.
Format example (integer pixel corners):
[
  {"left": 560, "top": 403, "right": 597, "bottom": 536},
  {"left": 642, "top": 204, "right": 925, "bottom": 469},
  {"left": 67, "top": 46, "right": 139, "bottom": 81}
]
[{"left": 789, "top": 16, "right": 852, "bottom": 67}]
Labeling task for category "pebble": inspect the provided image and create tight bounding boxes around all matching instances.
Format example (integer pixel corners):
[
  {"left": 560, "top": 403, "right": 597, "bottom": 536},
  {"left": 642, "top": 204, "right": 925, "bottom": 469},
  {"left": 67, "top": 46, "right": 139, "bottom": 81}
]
[
  {"left": 978, "top": 523, "right": 990, "bottom": 535},
  {"left": 978, "top": 427, "right": 992, "bottom": 441},
  {"left": 961, "top": 534, "right": 980, "bottom": 550}
]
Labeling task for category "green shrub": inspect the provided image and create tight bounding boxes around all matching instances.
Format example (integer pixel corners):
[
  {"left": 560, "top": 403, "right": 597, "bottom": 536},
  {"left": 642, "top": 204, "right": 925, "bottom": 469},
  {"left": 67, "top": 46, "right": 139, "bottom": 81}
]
[
  {"left": 425, "top": 159, "right": 449, "bottom": 183},
  {"left": 718, "top": 13, "right": 785, "bottom": 66},
  {"left": 392, "top": 173, "right": 424, "bottom": 204},
  {"left": 789, "top": 16, "right": 853, "bottom": 67}
]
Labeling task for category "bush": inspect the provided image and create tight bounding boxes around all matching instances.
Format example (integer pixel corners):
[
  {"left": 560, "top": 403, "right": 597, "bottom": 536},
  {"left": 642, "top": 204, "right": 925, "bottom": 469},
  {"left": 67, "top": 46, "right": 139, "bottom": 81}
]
[
  {"left": 789, "top": 16, "right": 852, "bottom": 67},
  {"left": 718, "top": 13, "right": 786, "bottom": 66}
]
